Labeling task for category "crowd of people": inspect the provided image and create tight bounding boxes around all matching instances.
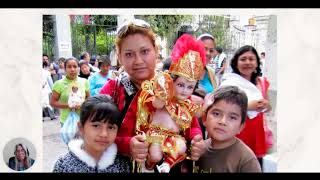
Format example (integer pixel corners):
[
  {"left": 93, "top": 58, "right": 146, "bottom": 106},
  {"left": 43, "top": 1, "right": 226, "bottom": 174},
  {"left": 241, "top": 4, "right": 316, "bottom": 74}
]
[{"left": 42, "top": 18, "right": 273, "bottom": 173}]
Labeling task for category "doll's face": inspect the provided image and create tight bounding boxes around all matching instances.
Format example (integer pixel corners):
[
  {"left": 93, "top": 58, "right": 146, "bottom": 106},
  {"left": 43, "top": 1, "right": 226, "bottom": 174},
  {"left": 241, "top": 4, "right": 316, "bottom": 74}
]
[
  {"left": 72, "top": 87, "right": 78, "bottom": 93},
  {"left": 173, "top": 76, "right": 197, "bottom": 101}
]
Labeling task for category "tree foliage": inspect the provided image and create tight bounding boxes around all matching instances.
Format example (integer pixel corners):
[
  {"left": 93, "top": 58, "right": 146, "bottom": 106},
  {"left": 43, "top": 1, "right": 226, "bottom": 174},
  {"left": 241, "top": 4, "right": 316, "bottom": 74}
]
[
  {"left": 43, "top": 15, "right": 231, "bottom": 62},
  {"left": 70, "top": 15, "right": 117, "bottom": 59},
  {"left": 135, "top": 15, "right": 194, "bottom": 56},
  {"left": 135, "top": 15, "right": 193, "bottom": 38},
  {"left": 135, "top": 15, "right": 231, "bottom": 55},
  {"left": 193, "top": 15, "right": 231, "bottom": 51}
]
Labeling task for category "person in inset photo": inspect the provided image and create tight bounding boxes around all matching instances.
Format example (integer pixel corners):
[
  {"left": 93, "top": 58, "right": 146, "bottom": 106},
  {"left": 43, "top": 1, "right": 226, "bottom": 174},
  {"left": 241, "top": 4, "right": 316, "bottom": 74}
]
[{"left": 8, "top": 143, "right": 35, "bottom": 171}]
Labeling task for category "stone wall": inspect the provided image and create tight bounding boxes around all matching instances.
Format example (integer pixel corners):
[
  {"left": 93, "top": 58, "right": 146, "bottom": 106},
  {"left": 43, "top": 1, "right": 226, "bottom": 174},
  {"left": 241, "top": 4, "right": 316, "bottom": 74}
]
[{"left": 264, "top": 15, "right": 277, "bottom": 154}]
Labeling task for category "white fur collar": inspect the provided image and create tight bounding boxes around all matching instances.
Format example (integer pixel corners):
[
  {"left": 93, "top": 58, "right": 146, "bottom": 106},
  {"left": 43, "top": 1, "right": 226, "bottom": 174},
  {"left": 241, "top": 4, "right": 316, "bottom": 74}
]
[{"left": 68, "top": 138, "right": 118, "bottom": 170}]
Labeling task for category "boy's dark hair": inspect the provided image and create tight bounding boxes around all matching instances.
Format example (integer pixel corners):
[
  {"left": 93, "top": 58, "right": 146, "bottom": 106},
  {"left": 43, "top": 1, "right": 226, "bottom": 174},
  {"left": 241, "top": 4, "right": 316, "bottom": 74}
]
[
  {"left": 207, "top": 86, "right": 248, "bottom": 124},
  {"left": 80, "top": 95, "right": 121, "bottom": 127},
  {"left": 98, "top": 55, "right": 111, "bottom": 69}
]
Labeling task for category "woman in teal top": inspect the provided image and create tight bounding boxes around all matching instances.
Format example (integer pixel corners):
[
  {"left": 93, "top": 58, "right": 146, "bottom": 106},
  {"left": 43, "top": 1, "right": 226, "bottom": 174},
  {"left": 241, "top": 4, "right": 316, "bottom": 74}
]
[
  {"left": 89, "top": 55, "right": 113, "bottom": 96},
  {"left": 199, "top": 66, "right": 217, "bottom": 95},
  {"left": 197, "top": 33, "right": 218, "bottom": 96},
  {"left": 50, "top": 57, "right": 90, "bottom": 125}
]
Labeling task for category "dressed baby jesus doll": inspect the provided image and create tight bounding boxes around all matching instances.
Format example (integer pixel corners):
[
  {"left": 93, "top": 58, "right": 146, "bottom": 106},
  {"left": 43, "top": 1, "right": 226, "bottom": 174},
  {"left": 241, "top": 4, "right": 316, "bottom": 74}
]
[
  {"left": 68, "top": 85, "right": 84, "bottom": 111},
  {"left": 136, "top": 34, "right": 213, "bottom": 173}
]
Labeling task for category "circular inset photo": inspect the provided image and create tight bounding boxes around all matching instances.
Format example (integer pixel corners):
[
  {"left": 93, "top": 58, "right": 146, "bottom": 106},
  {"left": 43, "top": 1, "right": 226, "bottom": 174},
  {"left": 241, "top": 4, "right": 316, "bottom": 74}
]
[{"left": 3, "top": 138, "right": 36, "bottom": 171}]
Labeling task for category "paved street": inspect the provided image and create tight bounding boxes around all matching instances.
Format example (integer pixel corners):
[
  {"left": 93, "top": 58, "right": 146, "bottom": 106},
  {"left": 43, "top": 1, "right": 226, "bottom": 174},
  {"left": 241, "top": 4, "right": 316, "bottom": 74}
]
[{"left": 43, "top": 118, "right": 68, "bottom": 172}]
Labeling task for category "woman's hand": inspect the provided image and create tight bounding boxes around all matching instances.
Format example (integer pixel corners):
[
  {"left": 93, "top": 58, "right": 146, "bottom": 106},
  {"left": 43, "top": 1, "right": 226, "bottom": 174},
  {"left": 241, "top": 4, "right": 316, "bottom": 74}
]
[
  {"left": 74, "top": 104, "right": 81, "bottom": 110},
  {"left": 257, "top": 99, "right": 271, "bottom": 112},
  {"left": 248, "top": 99, "right": 271, "bottom": 112},
  {"left": 191, "top": 95, "right": 204, "bottom": 105},
  {"left": 130, "top": 134, "right": 149, "bottom": 163},
  {"left": 203, "top": 93, "right": 214, "bottom": 110}
]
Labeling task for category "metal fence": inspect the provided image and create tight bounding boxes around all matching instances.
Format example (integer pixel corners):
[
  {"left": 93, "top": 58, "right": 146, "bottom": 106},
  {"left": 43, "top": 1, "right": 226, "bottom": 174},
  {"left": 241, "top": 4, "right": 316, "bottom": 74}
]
[
  {"left": 43, "top": 15, "right": 117, "bottom": 62},
  {"left": 43, "top": 15, "right": 55, "bottom": 61},
  {"left": 70, "top": 18, "right": 117, "bottom": 60}
]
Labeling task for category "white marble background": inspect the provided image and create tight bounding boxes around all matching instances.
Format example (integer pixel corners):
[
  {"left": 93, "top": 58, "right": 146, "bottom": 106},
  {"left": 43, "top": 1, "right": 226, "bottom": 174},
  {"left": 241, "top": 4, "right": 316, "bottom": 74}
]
[{"left": 0, "top": 9, "right": 319, "bottom": 172}]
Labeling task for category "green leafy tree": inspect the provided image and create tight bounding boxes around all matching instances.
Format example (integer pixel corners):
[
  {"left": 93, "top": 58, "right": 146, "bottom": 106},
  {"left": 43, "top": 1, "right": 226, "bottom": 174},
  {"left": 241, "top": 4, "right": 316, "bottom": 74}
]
[
  {"left": 136, "top": 15, "right": 193, "bottom": 37},
  {"left": 194, "top": 15, "right": 231, "bottom": 51},
  {"left": 134, "top": 15, "right": 231, "bottom": 56},
  {"left": 135, "top": 15, "right": 194, "bottom": 57},
  {"left": 70, "top": 15, "right": 117, "bottom": 59}
]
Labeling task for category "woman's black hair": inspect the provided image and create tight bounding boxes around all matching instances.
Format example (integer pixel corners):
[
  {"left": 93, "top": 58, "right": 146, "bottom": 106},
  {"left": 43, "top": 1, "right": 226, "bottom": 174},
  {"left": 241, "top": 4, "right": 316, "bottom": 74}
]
[
  {"left": 162, "top": 57, "right": 172, "bottom": 71},
  {"left": 79, "top": 60, "right": 89, "bottom": 68},
  {"left": 98, "top": 55, "right": 111, "bottom": 69},
  {"left": 80, "top": 95, "right": 121, "bottom": 127},
  {"left": 230, "top": 45, "right": 261, "bottom": 85},
  {"left": 64, "top": 57, "right": 79, "bottom": 70}
]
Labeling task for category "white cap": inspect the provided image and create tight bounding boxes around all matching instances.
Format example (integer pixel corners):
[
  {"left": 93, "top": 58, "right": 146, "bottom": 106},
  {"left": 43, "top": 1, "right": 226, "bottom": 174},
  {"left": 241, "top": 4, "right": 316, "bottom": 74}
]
[
  {"left": 116, "top": 18, "right": 150, "bottom": 37},
  {"left": 197, "top": 33, "right": 215, "bottom": 41}
]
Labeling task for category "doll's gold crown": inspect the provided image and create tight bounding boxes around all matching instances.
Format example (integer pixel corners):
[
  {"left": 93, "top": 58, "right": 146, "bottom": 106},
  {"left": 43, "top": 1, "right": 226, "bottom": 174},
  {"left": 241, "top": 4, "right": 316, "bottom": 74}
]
[{"left": 169, "top": 50, "right": 204, "bottom": 81}]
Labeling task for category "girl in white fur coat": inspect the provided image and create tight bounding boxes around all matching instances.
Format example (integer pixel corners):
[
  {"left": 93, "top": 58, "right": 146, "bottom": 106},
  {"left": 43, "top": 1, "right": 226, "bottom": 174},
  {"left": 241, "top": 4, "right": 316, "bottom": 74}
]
[{"left": 53, "top": 95, "right": 130, "bottom": 173}]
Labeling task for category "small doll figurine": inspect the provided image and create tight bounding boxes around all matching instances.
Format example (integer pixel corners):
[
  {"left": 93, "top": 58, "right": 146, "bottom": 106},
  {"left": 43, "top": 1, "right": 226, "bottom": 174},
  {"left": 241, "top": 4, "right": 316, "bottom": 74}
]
[
  {"left": 68, "top": 85, "right": 84, "bottom": 111},
  {"left": 136, "top": 34, "right": 211, "bottom": 173}
]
